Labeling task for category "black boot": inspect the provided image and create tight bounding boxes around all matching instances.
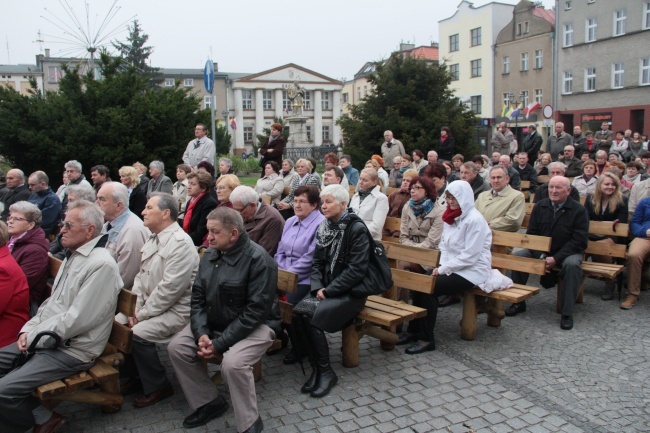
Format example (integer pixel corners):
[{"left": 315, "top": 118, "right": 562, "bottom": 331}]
[
  {"left": 292, "top": 314, "right": 319, "bottom": 394},
  {"left": 283, "top": 322, "right": 304, "bottom": 365},
  {"left": 309, "top": 326, "right": 337, "bottom": 398}
]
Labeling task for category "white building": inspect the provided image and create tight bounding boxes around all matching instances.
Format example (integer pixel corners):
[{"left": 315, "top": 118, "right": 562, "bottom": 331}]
[
  {"left": 229, "top": 64, "right": 343, "bottom": 151},
  {"left": 439, "top": 0, "right": 514, "bottom": 119}
]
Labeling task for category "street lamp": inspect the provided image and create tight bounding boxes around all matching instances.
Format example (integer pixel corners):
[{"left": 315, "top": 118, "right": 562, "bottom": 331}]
[{"left": 509, "top": 91, "right": 525, "bottom": 152}]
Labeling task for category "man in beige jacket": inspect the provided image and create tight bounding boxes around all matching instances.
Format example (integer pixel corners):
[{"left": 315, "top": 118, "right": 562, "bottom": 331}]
[
  {"left": 118, "top": 193, "right": 199, "bottom": 408},
  {"left": 475, "top": 165, "right": 525, "bottom": 232},
  {"left": 0, "top": 200, "right": 122, "bottom": 433}
]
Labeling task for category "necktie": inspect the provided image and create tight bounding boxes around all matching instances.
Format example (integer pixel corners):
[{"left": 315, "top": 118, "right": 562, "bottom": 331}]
[
  {"left": 106, "top": 223, "right": 113, "bottom": 232},
  {"left": 194, "top": 139, "right": 201, "bottom": 149}
]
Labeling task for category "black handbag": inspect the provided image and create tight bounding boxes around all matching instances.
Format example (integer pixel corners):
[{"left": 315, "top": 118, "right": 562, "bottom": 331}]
[
  {"left": 347, "top": 221, "right": 394, "bottom": 298},
  {"left": 293, "top": 296, "right": 320, "bottom": 318},
  {"left": 12, "top": 331, "right": 61, "bottom": 369}
]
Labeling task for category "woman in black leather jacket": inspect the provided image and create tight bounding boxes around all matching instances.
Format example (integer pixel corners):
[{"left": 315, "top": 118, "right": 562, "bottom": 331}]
[{"left": 293, "top": 184, "right": 371, "bottom": 398}]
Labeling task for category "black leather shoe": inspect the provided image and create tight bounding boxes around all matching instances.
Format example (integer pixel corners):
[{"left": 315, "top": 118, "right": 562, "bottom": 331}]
[
  {"left": 183, "top": 395, "right": 229, "bottom": 429},
  {"left": 396, "top": 333, "right": 418, "bottom": 346},
  {"left": 133, "top": 383, "right": 173, "bottom": 408},
  {"left": 405, "top": 341, "right": 436, "bottom": 355},
  {"left": 505, "top": 301, "right": 526, "bottom": 317},
  {"left": 283, "top": 348, "right": 301, "bottom": 365},
  {"left": 560, "top": 315, "right": 573, "bottom": 330},
  {"left": 439, "top": 295, "right": 461, "bottom": 308},
  {"left": 241, "top": 415, "right": 264, "bottom": 433}
]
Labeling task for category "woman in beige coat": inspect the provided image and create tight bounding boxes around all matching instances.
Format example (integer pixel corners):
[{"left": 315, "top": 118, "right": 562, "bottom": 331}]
[{"left": 255, "top": 161, "right": 285, "bottom": 205}]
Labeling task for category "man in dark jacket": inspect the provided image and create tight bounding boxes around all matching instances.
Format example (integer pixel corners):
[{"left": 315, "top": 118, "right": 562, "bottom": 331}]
[
  {"left": 0, "top": 169, "right": 32, "bottom": 221},
  {"left": 514, "top": 152, "right": 538, "bottom": 194},
  {"left": 505, "top": 176, "right": 589, "bottom": 330},
  {"left": 460, "top": 162, "right": 489, "bottom": 200},
  {"left": 27, "top": 171, "right": 62, "bottom": 236},
  {"left": 522, "top": 124, "right": 543, "bottom": 164},
  {"left": 533, "top": 162, "right": 581, "bottom": 203},
  {"left": 168, "top": 207, "right": 279, "bottom": 433},
  {"left": 559, "top": 145, "right": 583, "bottom": 177}
]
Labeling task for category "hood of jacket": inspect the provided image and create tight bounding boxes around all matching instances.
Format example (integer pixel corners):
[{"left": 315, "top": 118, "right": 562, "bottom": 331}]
[{"left": 446, "top": 180, "right": 475, "bottom": 217}]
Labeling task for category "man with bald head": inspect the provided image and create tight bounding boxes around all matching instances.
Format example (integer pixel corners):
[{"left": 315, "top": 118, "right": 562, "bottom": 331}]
[
  {"left": 506, "top": 176, "right": 589, "bottom": 330},
  {"left": 0, "top": 169, "right": 31, "bottom": 221},
  {"left": 533, "top": 162, "right": 580, "bottom": 203},
  {"left": 490, "top": 122, "right": 514, "bottom": 156},
  {"left": 421, "top": 151, "right": 439, "bottom": 175}
]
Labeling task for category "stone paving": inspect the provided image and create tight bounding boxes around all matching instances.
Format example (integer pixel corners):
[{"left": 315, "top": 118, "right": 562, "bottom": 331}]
[{"left": 56, "top": 276, "right": 650, "bottom": 433}]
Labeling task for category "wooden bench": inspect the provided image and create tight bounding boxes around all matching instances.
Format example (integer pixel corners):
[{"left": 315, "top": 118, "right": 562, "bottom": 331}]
[
  {"left": 564, "top": 221, "right": 629, "bottom": 310},
  {"left": 386, "top": 187, "right": 399, "bottom": 196},
  {"left": 341, "top": 242, "right": 438, "bottom": 367},
  {"left": 521, "top": 202, "right": 535, "bottom": 229},
  {"left": 460, "top": 231, "right": 551, "bottom": 341},
  {"left": 36, "top": 288, "right": 137, "bottom": 413},
  {"left": 381, "top": 216, "right": 401, "bottom": 241}
]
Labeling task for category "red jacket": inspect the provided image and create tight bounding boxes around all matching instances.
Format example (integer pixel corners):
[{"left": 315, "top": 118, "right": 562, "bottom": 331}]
[
  {"left": 0, "top": 245, "right": 29, "bottom": 348},
  {"left": 12, "top": 227, "right": 50, "bottom": 304}
]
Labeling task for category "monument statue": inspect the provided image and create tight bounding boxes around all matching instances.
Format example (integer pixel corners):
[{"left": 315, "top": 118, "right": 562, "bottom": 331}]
[{"left": 287, "top": 80, "right": 306, "bottom": 116}]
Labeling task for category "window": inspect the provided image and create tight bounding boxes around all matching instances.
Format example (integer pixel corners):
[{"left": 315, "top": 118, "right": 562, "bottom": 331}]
[
  {"left": 644, "top": 2, "right": 650, "bottom": 30},
  {"left": 521, "top": 53, "right": 529, "bottom": 71},
  {"left": 449, "top": 63, "right": 460, "bottom": 81},
  {"left": 503, "top": 56, "right": 510, "bottom": 74},
  {"left": 363, "top": 85, "right": 367, "bottom": 96},
  {"left": 563, "top": 24, "right": 573, "bottom": 47},
  {"left": 521, "top": 90, "right": 529, "bottom": 107},
  {"left": 322, "top": 125, "right": 331, "bottom": 142},
  {"left": 470, "top": 96, "right": 482, "bottom": 114},
  {"left": 535, "top": 89, "right": 543, "bottom": 104},
  {"left": 524, "top": 22, "right": 529, "bottom": 34},
  {"left": 242, "top": 90, "right": 252, "bottom": 110},
  {"left": 322, "top": 92, "right": 330, "bottom": 110},
  {"left": 563, "top": 71, "right": 573, "bottom": 94},
  {"left": 342, "top": 93, "right": 349, "bottom": 103},
  {"left": 183, "top": 78, "right": 193, "bottom": 87},
  {"left": 449, "top": 34, "right": 459, "bottom": 52},
  {"left": 47, "top": 66, "right": 63, "bottom": 83},
  {"left": 303, "top": 91, "right": 311, "bottom": 110},
  {"left": 586, "top": 18, "right": 597, "bottom": 42},
  {"left": 306, "top": 125, "right": 312, "bottom": 141},
  {"left": 471, "top": 59, "right": 482, "bottom": 78},
  {"left": 357, "top": 87, "right": 361, "bottom": 100},
  {"left": 585, "top": 67, "right": 596, "bottom": 92},
  {"left": 535, "top": 50, "right": 543, "bottom": 69},
  {"left": 282, "top": 90, "right": 291, "bottom": 111},
  {"left": 243, "top": 126, "right": 253, "bottom": 143},
  {"left": 612, "top": 62, "right": 624, "bottom": 88},
  {"left": 204, "top": 95, "right": 212, "bottom": 109},
  {"left": 517, "top": 23, "right": 522, "bottom": 36},
  {"left": 164, "top": 78, "right": 174, "bottom": 87},
  {"left": 641, "top": 58, "right": 650, "bottom": 85},
  {"left": 263, "top": 90, "right": 273, "bottom": 110},
  {"left": 565, "top": 1, "right": 572, "bottom": 10},
  {"left": 471, "top": 28, "right": 482, "bottom": 46},
  {"left": 503, "top": 93, "right": 511, "bottom": 106},
  {"left": 614, "top": 10, "right": 626, "bottom": 36}
]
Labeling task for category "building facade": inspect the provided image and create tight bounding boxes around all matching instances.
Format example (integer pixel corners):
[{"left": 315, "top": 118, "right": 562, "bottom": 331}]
[
  {"left": 0, "top": 64, "right": 43, "bottom": 95},
  {"left": 556, "top": 0, "right": 650, "bottom": 134},
  {"left": 494, "top": 0, "right": 555, "bottom": 145},
  {"left": 439, "top": 1, "right": 515, "bottom": 119}
]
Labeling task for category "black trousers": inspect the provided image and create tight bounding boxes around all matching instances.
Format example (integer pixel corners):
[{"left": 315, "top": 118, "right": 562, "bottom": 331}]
[{"left": 407, "top": 273, "right": 474, "bottom": 342}]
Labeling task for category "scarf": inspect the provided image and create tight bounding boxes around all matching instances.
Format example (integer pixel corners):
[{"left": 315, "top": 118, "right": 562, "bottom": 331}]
[
  {"left": 587, "top": 139, "right": 594, "bottom": 151},
  {"left": 399, "top": 166, "right": 408, "bottom": 174},
  {"left": 316, "top": 210, "right": 350, "bottom": 274},
  {"left": 442, "top": 206, "right": 462, "bottom": 225},
  {"left": 357, "top": 187, "right": 373, "bottom": 203},
  {"left": 183, "top": 192, "right": 205, "bottom": 232},
  {"left": 409, "top": 198, "right": 434, "bottom": 219}
]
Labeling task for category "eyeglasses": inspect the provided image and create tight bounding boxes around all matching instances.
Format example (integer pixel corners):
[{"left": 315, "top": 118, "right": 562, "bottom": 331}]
[
  {"left": 7, "top": 216, "right": 28, "bottom": 222},
  {"left": 59, "top": 221, "right": 90, "bottom": 230},
  {"left": 216, "top": 186, "right": 230, "bottom": 191},
  {"left": 410, "top": 185, "right": 424, "bottom": 191}
]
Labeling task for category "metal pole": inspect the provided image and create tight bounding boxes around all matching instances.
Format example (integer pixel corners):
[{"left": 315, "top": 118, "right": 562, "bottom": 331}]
[{"left": 210, "top": 94, "right": 216, "bottom": 155}]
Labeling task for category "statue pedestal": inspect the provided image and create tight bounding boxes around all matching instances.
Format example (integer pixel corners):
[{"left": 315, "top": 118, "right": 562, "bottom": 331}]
[{"left": 286, "top": 115, "right": 310, "bottom": 147}]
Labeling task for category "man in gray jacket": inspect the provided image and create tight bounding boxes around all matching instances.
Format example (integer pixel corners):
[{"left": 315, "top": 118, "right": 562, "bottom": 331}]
[{"left": 0, "top": 200, "right": 122, "bottom": 433}]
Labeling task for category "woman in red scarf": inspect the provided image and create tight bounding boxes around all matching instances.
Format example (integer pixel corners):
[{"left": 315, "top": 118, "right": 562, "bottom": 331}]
[{"left": 182, "top": 171, "right": 218, "bottom": 246}]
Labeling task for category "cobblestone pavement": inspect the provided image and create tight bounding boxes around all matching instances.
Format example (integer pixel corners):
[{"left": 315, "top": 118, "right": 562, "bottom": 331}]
[{"left": 56, "top": 276, "right": 650, "bottom": 433}]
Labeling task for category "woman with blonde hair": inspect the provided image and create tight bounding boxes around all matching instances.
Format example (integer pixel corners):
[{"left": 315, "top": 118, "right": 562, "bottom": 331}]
[
  {"left": 215, "top": 174, "right": 241, "bottom": 208},
  {"left": 364, "top": 159, "right": 388, "bottom": 193},
  {"left": 349, "top": 168, "right": 389, "bottom": 241},
  {"left": 535, "top": 153, "right": 552, "bottom": 176},
  {"left": 584, "top": 172, "right": 628, "bottom": 300},
  {"left": 119, "top": 165, "right": 147, "bottom": 218}
]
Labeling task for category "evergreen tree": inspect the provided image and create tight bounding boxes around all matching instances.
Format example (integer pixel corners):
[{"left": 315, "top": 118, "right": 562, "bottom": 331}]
[
  {"left": 338, "top": 54, "right": 479, "bottom": 169},
  {"left": 112, "top": 20, "right": 159, "bottom": 78}
]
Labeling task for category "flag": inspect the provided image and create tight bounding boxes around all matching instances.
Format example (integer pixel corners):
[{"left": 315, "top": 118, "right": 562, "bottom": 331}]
[
  {"left": 510, "top": 105, "right": 522, "bottom": 119},
  {"left": 501, "top": 104, "right": 511, "bottom": 118},
  {"left": 229, "top": 117, "right": 237, "bottom": 130},
  {"left": 524, "top": 102, "right": 541, "bottom": 119}
]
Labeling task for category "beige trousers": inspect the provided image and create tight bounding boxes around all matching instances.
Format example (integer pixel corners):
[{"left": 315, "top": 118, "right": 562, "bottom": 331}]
[{"left": 626, "top": 237, "right": 650, "bottom": 297}]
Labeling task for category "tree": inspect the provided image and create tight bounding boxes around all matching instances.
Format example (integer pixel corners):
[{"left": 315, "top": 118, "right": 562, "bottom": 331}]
[
  {"left": 112, "top": 20, "right": 160, "bottom": 80},
  {"left": 338, "top": 54, "right": 479, "bottom": 168},
  {"left": 0, "top": 52, "right": 205, "bottom": 185}
]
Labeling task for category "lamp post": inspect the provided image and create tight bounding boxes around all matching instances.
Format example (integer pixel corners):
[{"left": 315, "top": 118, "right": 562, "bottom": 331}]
[{"left": 509, "top": 91, "right": 525, "bottom": 153}]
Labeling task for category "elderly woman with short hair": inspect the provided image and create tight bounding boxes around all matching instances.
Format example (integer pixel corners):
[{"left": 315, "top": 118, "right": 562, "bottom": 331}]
[
  {"left": 217, "top": 157, "right": 233, "bottom": 180},
  {"left": 281, "top": 159, "right": 298, "bottom": 189},
  {"left": 277, "top": 158, "right": 320, "bottom": 220},
  {"left": 215, "top": 174, "right": 241, "bottom": 208},
  {"left": 293, "top": 184, "right": 372, "bottom": 398},
  {"left": 7, "top": 201, "right": 50, "bottom": 315},
  {"left": 255, "top": 161, "right": 285, "bottom": 206},
  {"left": 119, "top": 165, "right": 147, "bottom": 218},
  {"left": 572, "top": 160, "right": 598, "bottom": 197}
]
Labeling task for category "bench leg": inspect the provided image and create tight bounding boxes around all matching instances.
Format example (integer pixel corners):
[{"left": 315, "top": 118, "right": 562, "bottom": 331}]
[
  {"left": 486, "top": 298, "right": 504, "bottom": 328},
  {"left": 379, "top": 324, "right": 397, "bottom": 351},
  {"left": 576, "top": 275, "right": 587, "bottom": 304},
  {"left": 98, "top": 377, "right": 122, "bottom": 413},
  {"left": 342, "top": 322, "right": 360, "bottom": 368},
  {"left": 556, "top": 280, "right": 562, "bottom": 314},
  {"left": 460, "top": 292, "right": 478, "bottom": 341}
]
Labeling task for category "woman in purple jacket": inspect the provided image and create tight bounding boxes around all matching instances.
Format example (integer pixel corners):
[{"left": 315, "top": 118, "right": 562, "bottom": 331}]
[{"left": 274, "top": 185, "right": 325, "bottom": 365}]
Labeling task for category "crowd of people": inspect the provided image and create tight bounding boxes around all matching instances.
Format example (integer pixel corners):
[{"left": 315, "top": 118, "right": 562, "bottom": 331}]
[{"left": 1, "top": 122, "right": 649, "bottom": 433}]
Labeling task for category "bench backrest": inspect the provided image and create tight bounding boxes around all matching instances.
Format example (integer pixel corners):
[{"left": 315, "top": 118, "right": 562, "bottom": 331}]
[
  {"left": 386, "top": 187, "right": 399, "bottom": 196},
  {"left": 381, "top": 217, "right": 402, "bottom": 241},
  {"left": 520, "top": 180, "right": 530, "bottom": 190},
  {"left": 283, "top": 186, "right": 291, "bottom": 196},
  {"left": 381, "top": 241, "right": 439, "bottom": 295},
  {"left": 491, "top": 231, "right": 551, "bottom": 276},
  {"left": 277, "top": 269, "right": 298, "bottom": 325},
  {"left": 108, "top": 289, "right": 137, "bottom": 354},
  {"left": 585, "top": 221, "right": 629, "bottom": 259}
]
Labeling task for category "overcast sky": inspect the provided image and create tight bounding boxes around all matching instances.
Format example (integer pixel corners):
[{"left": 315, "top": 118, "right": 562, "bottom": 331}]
[{"left": 3, "top": 0, "right": 555, "bottom": 80}]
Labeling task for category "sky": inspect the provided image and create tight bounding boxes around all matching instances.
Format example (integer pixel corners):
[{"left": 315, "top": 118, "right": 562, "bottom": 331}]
[{"left": 2, "top": 0, "right": 556, "bottom": 80}]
